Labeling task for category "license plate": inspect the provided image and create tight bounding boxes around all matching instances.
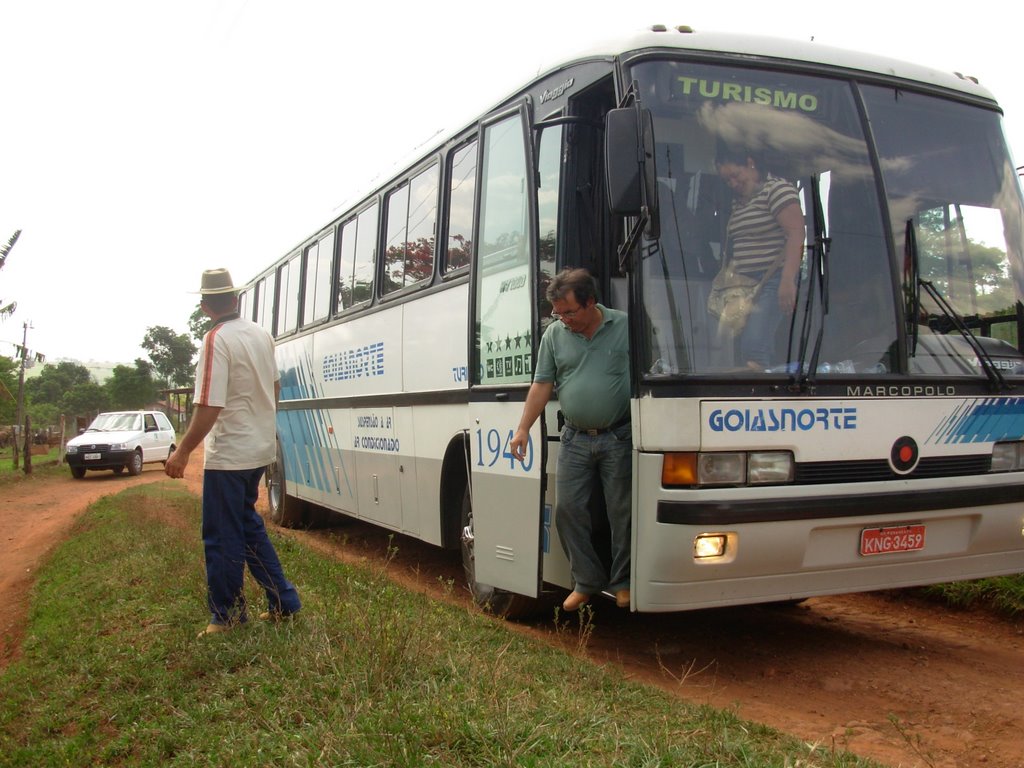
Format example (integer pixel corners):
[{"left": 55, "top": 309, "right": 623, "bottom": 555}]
[
  {"left": 860, "top": 524, "right": 926, "bottom": 556},
  {"left": 84, "top": 453, "right": 101, "bottom": 461}
]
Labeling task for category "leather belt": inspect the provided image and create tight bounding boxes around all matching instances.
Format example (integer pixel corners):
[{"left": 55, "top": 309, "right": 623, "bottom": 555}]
[{"left": 566, "top": 415, "right": 631, "bottom": 437}]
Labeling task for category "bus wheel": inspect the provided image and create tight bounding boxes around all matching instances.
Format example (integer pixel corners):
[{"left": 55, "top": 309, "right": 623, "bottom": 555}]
[
  {"left": 459, "top": 484, "right": 536, "bottom": 619},
  {"left": 266, "top": 448, "right": 308, "bottom": 528}
]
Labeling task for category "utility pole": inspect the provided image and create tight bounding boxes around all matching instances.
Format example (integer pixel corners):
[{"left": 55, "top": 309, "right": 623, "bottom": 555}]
[{"left": 12, "top": 321, "right": 29, "bottom": 469}]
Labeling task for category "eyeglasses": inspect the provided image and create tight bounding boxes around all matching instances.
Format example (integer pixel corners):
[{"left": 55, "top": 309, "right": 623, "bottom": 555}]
[{"left": 551, "top": 305, "right": 584, "bottom": 320}]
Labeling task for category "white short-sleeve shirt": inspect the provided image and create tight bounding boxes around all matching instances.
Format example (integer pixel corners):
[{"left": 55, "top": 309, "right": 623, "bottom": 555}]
[{"left": 194, "top": 316, "right": 279, "bottom": 470}]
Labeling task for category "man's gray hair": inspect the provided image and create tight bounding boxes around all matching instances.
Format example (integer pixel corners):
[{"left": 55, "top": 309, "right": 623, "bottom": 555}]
[{"left": 546, "top": 268, "right": 598, "bottom": 305}]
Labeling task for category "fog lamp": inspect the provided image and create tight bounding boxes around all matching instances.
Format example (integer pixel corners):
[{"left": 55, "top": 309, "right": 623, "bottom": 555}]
[{"left": 694, "top": 533, "right": 729, "bottom": 559}]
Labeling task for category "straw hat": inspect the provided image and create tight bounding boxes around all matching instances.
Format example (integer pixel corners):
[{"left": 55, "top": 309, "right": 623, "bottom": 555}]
[{"left": 196, "top": 268, "right": 237, "bottom": 295}]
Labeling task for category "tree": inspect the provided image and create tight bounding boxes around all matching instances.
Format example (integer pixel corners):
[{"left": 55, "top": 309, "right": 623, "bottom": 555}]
[
  {"left": 104, "top": 359, "right": 158, "bottom": 410},
  {"left": 61, "top": 381, "right": 108, "bottom": 420},
  {"left": 142, "top": 326, "right": 197, "bottom": 388},
  {"left": 188, "top": 304, "right": 213, "bottom": 343},
  {"left": 24, "top": 360, "right": 108, "bottom": 423},
  {"left": 0, "top": 355, "right": 17, "bottom": 424},
  {"left": 0, "top": 230, "right": 21, "bottom": 320},
  {"left": 25, "top": 360, "right": 93, "bottom": 406}
]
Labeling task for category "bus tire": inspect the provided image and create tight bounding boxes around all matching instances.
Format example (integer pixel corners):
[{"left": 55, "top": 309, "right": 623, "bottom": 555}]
[
  {"left": 266, "top": 446, "right": 309, "bottom": 528},
  {"left": 460, "top": 482, "right": 537, "bottom": 619}
]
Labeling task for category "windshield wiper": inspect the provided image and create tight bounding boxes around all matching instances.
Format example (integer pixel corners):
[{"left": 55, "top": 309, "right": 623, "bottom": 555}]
[
  {"left": 790, "top": 173, "right": 830, "bottom": 391},
  {"left": 905, "top": 218, "right": 1009, "bottom": 392}
]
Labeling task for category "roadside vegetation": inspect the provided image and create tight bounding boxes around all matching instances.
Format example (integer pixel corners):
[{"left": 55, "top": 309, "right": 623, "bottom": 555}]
[
  {"left": 0, "top": 446, "right": 63, "bottom": 481},
  {"left": 0, "top": 484, "right": 881, "bottom": 768},
  {"left": 922, "top": 575, "right": 1024, "bottom": 617}
]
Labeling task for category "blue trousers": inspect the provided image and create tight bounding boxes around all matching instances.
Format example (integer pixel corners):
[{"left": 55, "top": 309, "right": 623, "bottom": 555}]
[
  {"left": 738, "top": 274, "right": 782, "bottom": 368},
  {"left": 202, "top": 467, "right": 301, "bottom": 625},
  {"left": 555, "top": 423, "right": 632, "bottom": 595}
]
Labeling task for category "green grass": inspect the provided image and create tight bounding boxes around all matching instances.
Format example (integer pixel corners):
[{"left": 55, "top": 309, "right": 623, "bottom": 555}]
[
  {"left": 0, "top": 446, "right": 64, "bottom": 483},
  {"left": 0, "top": 485, "right": 880, "bottom": 768},
  {"left": 921, "top": 574, "right": 1024, "bottom": 616}
]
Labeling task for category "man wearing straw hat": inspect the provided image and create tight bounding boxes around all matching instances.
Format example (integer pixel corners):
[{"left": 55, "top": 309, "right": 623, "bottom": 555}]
[{"left": 166, "top": 268, "right": 301, "bottom": 637}]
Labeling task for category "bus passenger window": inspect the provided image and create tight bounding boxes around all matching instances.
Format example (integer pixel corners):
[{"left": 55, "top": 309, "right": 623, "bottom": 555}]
[
  {"left": 445, "top": 140, "right": 477, "bottom": 273},
  {"left": 277, "top": 254, "right": 301, "bottom": 336},
  {"left": 255, "top": 273, "right": 275, "bottom": 334},
  {"left": 383, "top": 164, "right": 438, "bottom": 294},
  {"left": 336, "top": 203, "right": 378, "bottom": 311},
  {"left": 237, "top": 289, "right": 250, "bottom": 322},
  {"left": 303, "top": 229, "right": 334, "bottom": 325}
]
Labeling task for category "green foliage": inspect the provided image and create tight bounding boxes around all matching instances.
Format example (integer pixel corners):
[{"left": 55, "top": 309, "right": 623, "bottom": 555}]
[
  {"left": 921, "top": 574, "right": 1024, "bottom": 617},
  {"left": 0, "top": 230, "right": 21, "bottom": 320},
  {"left": 24, "top": 361, "right": 107, "bottom": 423},
  {"left": 0, "top": 355, "right": 17, "bottom": 424},
  {"left": 0, "top": 488, "right": 878, "bottom": 768},
  {"left": 142, "top": 326, "right": 197, "bottom": 388},
  {"left": 105, "top": 359, "right": 159, "bottom": 410},
  {"left": 188, "top": 304, "right": 212, "bottom": 343}
]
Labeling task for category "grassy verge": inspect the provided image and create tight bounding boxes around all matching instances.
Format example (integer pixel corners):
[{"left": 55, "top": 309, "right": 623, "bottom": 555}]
[
  {"left": 921, "top": 575, "right": 1024, "bottom": 617},
  {"left": 0, "top": 447, "right": 64, "bottom": 483},
  {"left": 0, "top": 484, "right": 880, "bottom": 768}
]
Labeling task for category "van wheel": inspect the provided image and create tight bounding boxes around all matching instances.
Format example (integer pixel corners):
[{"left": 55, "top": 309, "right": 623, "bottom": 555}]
[
  {"left": 460, "top": 483, "right": 537, "bottom": 619},
  {"left": 126, "top": 450, "right": 143, "bottom": 476},
  {"left": 266, "top": 446, "right": 308, "bottom": 528}
]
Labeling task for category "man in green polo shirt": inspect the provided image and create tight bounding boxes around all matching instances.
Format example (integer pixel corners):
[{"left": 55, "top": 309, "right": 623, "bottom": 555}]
[{"left": 510, "top": 268, "right": 632, "bottom": 611}]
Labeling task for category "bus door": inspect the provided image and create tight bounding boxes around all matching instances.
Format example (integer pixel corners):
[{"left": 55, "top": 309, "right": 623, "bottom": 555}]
[{"left": 468, "top": 101, "right": 545, "bottom": 598}]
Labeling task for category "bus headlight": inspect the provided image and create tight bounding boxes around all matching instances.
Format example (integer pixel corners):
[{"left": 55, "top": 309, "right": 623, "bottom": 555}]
[
  {"left": 991, "top": 441, "right": 1024, "bottom": 472},
  {"left": 663, "top": 451, "right": 794, "bottom": 487},
  {"left": 748, "top": 452, "right": 794, "bottom": 484},
  {"left": 698, "top": 452, "right": 746, "bottom": 485}
]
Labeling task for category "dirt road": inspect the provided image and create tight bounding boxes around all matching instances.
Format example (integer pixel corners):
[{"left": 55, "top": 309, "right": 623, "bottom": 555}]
[{"left": 2, "top": 461, "right": 1022, "bottom": 768}]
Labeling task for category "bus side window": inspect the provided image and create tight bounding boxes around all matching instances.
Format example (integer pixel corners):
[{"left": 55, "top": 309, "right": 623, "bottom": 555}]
[
  {"left": 336, "top": 203, "right": 378, "bottom": 311},
  {"left": 444, "top": 139, "right": 477, "bottom": 273},
  {"left": 303, "top": 229, "right": 334, "bottom": 325},
  {"left": 258, "top": 272, "right": 276, "bottom": 335},
  {"left": 384, "top": 164, "right": 439, "bottom": 294},
  {"left": 277, "top": 253, "right": 301, "bottom": 336}
]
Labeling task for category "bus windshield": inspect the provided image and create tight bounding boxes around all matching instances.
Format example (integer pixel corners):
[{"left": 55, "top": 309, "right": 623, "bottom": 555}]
[{"left": 630, "top": 58, "right": 1024, "bottom": 379}]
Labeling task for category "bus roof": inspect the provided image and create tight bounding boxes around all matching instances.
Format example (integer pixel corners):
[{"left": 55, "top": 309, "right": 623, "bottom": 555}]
[{"left": 551, "top": 25, "right": 997, "bottom": 102}]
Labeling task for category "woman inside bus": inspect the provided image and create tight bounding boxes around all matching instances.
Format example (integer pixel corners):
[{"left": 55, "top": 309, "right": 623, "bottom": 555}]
[{"left": 714, "top": 146, "right": 805, "bottom": 370}]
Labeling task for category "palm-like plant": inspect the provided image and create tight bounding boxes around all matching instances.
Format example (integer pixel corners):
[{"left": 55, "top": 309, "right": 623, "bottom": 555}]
[{"left": 0, "top": 230, "right": 22, "bottom": 319}]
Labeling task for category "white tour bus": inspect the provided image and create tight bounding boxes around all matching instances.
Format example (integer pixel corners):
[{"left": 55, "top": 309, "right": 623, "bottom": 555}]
[{"left": 239, "top": 26, "right": 1024, "bottom": 615}]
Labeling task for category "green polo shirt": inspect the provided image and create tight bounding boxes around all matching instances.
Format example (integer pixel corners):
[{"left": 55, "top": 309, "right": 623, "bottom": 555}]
[{"left": 534, "top": 304, "right": 630, "bottom": 429}]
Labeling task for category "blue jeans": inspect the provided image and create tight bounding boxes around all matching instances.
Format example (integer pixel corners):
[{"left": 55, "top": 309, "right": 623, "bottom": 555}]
[
  {"left": 202, "top": 467, "right": 301, "bottom": 625},
  {"left": 739, "top": 274, "right": 782, "bottom": 368},
  {"left": 555, "top": 423, "right": 632, "bottom": 595}
]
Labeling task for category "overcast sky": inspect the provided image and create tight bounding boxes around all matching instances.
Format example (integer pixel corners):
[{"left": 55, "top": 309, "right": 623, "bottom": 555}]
[{"left": 2, "top": 0, "right": 1021, "bottom": 367}]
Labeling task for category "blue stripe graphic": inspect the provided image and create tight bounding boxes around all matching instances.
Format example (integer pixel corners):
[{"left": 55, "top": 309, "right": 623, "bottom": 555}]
[{"left": 930, "top": 397, "right": 1024, "bottom": 444}]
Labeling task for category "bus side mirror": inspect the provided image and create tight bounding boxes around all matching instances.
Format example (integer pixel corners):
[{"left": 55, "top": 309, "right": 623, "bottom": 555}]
[{"left": 605, "top": 106, "right": 660, "bottom": 242}]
